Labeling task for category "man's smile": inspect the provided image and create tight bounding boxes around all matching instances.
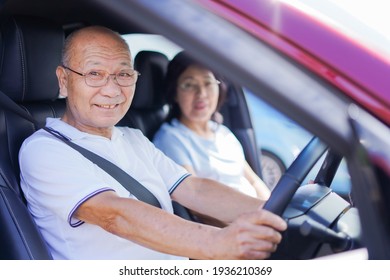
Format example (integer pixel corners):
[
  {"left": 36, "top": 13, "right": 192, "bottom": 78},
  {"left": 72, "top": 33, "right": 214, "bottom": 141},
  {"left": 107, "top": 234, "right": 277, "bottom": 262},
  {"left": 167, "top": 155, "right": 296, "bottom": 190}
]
[{"left": 95, "top": 104, "right": 119, "bottom": 109}]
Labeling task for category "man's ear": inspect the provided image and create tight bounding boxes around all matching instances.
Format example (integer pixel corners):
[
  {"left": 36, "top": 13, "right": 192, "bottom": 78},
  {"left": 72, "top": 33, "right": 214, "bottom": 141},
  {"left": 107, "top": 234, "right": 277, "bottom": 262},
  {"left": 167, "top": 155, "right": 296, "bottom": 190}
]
[{"left": 56, "top": 66, "right": 69, "bottom": 98}]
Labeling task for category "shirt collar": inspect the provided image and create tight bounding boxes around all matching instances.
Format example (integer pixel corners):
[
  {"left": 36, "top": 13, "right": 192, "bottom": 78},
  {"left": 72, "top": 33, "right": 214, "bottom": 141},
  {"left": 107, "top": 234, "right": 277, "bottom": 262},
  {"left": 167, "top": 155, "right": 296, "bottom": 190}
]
[{"left": 45, "top": 117, "right": 124, "bottom": 141}]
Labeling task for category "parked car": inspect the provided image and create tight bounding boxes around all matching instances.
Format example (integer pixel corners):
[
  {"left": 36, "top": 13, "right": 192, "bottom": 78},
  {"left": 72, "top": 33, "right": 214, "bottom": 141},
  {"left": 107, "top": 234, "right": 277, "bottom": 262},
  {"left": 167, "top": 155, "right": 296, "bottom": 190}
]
[{"left": 0, "top": 0, "right": 389, "bottom": 262}]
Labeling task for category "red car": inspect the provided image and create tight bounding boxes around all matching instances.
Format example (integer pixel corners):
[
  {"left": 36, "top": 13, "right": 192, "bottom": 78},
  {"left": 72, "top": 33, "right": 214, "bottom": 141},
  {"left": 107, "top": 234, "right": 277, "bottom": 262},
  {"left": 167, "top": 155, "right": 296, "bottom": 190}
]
[
  {"left": 0, "top": 0, "right": 389, "bottom": 261},
  {"left": 198, "top": 0, "right": 390, "bottom": 125}
]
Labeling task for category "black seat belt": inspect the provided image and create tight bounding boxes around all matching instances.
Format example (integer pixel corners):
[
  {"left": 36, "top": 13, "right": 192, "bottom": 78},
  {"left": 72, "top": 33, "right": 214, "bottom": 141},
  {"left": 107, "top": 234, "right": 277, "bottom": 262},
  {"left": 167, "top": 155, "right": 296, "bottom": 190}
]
[
  {"left": 0, "top": 90, "right": 161, "bottom": 208},
  {"left": 43, "top": 127, "right": 162, "bottom": 208}
]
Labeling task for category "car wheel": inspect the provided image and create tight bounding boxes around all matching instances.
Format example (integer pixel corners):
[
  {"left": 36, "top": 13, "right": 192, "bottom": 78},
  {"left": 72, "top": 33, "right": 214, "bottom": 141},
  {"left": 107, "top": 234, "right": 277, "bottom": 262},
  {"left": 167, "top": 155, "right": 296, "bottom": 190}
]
[{"left": 260, "top": 150, "right": 286, "bottom": 190}]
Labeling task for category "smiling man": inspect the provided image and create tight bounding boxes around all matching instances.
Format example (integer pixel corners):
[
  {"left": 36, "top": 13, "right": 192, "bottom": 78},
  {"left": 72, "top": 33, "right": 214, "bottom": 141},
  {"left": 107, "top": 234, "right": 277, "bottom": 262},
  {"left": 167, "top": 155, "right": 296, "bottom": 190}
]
[
  {"left": 57, "top": 27, "right": 136, "bottom": 138},
  {"left": 19, "top": 26, "right": 286, "bottom": 260}
]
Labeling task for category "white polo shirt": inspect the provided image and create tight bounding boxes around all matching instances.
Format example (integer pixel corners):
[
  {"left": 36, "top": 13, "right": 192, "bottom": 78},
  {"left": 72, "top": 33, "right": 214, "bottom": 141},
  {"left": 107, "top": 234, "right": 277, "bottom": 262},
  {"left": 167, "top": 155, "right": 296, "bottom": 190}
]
[{"left": 19, "top": 118, "right": 190, "bottom": 260}]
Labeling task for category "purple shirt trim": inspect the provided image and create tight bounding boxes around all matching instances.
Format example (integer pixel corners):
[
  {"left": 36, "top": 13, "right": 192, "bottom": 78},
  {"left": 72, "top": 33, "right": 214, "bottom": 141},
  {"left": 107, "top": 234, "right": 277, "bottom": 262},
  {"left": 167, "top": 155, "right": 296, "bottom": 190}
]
[
  {"left": 169, "top": 173, "right": 191, "bottom": 194},
  {"left": 68, "top": 188, "right": 114, "bottom": 227}
]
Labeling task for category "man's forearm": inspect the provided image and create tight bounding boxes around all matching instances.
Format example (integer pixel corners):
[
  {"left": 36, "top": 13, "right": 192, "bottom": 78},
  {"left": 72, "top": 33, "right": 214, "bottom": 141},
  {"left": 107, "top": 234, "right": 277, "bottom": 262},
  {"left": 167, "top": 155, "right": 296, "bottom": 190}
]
[
  {"left": 77, "top": 185, "right": 285, "bottom": 260},
  {"left": 76, "top": 191, "right": 220, "bottom": 259}
]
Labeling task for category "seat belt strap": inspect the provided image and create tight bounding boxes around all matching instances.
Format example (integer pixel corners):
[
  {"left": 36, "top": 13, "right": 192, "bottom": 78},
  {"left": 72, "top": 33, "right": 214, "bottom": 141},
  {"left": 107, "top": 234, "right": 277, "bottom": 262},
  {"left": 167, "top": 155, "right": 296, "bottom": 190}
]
[{"left": 43, "top": 127, "right": 162, "bottom": 208}]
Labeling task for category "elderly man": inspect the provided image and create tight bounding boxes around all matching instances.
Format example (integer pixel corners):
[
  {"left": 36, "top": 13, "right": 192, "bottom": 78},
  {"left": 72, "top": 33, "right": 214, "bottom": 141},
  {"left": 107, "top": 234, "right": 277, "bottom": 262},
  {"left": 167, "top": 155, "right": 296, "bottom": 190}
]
[{"left": 19, "top": 26, "right": 286, "bottom": 260}]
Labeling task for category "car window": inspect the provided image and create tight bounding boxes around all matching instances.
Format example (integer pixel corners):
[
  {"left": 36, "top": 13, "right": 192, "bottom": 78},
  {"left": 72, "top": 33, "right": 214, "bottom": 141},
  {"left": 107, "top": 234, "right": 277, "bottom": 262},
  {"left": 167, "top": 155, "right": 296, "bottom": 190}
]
[
  {"left": 245, "top": 89, "right": 351, "bottom": 197},
  {"left": 123, "top": 33, "right": 351, "bottom": 198},
  {"left": 122, "top": 34, "right": 182, "bottom": 61}
]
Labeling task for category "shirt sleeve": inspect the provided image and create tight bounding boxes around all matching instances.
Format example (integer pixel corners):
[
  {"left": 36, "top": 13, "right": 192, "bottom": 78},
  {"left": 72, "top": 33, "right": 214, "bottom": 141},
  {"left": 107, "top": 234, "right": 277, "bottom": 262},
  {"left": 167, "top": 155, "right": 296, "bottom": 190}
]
[{"left": 19, "top": 133, "right": 114, "bottom": 227}]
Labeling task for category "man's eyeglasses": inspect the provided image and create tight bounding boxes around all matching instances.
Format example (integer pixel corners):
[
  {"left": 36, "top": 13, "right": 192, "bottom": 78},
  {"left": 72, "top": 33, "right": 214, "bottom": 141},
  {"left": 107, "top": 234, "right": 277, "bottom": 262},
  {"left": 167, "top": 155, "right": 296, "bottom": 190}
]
[
  {"left": 178, "top": 79, "right": 220, "bottom": 94},
  {"left": 62, "top": 65, "right": 140, "bottom": 87}
]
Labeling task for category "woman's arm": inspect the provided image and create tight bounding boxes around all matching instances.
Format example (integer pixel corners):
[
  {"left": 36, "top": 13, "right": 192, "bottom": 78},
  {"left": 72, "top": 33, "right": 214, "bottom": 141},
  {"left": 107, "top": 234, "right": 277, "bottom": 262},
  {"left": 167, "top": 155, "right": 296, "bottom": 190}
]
[
  {"left": 172, "top": 176, "right": 265, "bottom": 223},
  {"left": 243, "top": 161, "right": 271, "bottom": 200}
]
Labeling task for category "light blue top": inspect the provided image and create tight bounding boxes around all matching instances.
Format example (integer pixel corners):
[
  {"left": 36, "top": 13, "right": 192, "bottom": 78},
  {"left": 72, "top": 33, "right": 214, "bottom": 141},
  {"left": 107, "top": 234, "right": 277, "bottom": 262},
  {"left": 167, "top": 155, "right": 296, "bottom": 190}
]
[{"left": 153, "top": 119, "right": 256, "bottom": 197}]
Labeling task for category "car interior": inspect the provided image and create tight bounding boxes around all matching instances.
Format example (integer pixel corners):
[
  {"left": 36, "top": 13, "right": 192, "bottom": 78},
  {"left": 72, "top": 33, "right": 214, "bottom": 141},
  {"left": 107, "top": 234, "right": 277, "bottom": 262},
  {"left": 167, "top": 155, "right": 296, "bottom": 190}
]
[
  {"left": 0, "top": 14, "right": 263, "bottom": 259},
  {"left": 3, "top": 0, "right": 390, "bottom": 261}
]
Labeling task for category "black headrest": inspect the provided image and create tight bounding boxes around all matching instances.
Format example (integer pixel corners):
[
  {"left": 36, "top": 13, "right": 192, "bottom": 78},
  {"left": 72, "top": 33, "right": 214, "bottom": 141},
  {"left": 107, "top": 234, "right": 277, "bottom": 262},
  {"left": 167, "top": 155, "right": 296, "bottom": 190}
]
[
  {"left": 0, "top": 16, "right": 64, "bottom": 102},
  {"left": 132, "top": 51, "right": 169, "bottom": 109}
]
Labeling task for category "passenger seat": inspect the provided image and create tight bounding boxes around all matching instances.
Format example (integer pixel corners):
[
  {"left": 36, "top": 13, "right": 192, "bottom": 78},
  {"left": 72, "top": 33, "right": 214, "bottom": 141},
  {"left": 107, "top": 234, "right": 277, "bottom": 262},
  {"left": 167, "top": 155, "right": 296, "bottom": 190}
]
[{"left": 118, "top": 50, "right": 170, "bottom": 139}]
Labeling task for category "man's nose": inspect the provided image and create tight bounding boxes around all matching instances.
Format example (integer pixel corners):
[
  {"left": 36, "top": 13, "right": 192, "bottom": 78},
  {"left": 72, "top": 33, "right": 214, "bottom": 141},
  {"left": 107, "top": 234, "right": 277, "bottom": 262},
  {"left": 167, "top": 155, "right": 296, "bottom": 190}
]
[{"left": 101, "top": 75, "right": 122, "bottom": 96}]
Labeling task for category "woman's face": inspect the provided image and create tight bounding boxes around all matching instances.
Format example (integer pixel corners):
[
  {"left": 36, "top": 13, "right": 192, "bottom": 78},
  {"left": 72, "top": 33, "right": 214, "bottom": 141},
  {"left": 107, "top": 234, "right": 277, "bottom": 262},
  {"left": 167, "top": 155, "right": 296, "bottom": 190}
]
[{"left": 175, "top": 65, "right": 220, "bottom": 125}]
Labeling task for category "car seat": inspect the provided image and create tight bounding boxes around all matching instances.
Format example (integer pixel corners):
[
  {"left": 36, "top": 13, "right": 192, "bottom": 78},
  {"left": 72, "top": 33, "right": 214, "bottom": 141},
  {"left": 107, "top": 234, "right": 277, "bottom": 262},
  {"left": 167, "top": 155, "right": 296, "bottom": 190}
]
[
  {"left": 118, "top": 50, "right": 170, "bottom": 139},
  {"left": 0, "top": 16, "right": 65, "bottom": 259}
]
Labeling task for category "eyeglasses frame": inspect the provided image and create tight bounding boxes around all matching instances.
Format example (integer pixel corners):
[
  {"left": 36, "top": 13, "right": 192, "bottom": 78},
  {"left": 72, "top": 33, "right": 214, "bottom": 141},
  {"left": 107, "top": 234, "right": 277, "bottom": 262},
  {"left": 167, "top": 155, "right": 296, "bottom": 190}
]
[{"left": 61, "top": 65, "right": 140, "bottom": 87}]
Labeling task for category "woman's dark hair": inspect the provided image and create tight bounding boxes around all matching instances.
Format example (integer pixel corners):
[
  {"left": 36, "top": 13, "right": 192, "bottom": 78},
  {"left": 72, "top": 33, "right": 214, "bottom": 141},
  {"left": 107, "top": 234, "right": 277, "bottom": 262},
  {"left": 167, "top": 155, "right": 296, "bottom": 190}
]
[{"left": 164, "top": 51, "right": 227, "bottom": 123}]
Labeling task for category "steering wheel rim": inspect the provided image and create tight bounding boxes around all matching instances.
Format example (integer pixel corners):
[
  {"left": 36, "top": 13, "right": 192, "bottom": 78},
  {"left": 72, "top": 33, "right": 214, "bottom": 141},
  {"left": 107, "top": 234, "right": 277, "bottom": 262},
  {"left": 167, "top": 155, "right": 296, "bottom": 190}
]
[{"left": 263, "top": 137, "right": 328, "bottom": 216}]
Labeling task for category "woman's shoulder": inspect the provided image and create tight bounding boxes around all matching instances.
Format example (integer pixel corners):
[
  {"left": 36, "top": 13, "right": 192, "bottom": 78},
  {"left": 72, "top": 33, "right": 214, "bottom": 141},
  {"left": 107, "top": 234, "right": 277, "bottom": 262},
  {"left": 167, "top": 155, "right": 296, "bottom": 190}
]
[
  {"left": 156, "top": 119, "right": 189, "bottom": 137},
  {"left": 213, "top": 122, "right": 233, "bottom": 135},
  {"left": 153, "top": 119, "right": 188, "bottom": 143}
]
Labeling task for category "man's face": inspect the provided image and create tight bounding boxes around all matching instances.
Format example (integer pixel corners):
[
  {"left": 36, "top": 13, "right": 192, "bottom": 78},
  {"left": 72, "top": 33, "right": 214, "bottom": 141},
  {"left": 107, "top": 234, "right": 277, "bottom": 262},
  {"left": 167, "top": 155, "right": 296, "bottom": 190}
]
[{"left": 57, "top": 31, "right": 135, "bottom": 137}]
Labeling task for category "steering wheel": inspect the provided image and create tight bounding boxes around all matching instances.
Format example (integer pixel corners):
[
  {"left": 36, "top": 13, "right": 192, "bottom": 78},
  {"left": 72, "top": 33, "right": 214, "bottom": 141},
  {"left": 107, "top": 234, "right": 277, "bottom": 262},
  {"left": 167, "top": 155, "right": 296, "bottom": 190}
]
[
  {"left": 263, "top": 136, "right": 328, "bottom": 215},
  {"left": 262, "top": 136, "right": 357, "bottom": 259}
]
